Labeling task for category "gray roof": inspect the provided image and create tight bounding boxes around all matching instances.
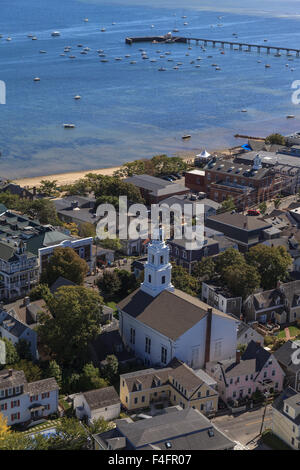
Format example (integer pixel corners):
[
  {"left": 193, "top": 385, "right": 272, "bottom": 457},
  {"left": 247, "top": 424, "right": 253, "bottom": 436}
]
[
  {"left": 0, "top": 369, "right": 26, "bottom": 390},
  {"left": 0, "top": 311, "right": 28, "bottom": 338},
  {"left": 116, "top": 408, "right": 234, "bottom": 450},
  {"left": 27, "top": 377, "right": 59, "bottom": 394},
  {"left": 124, "top": 174, "right": 189, "bottom": 197},
  {"left": 83, "top": 386, "right": 120, "bottom": 410},
  {"left": 274, "top": 340, "right": 300, "bottom": 373},
  {"left": 206, "top": 212, "right": 272, "bottom": 231},
  {"left": 50, "top": 276, "right": 76, "bottom": 294},
  {"left": 205, "top": 158, "right": 271, "bottom": 180},
  {"left": 272, "top": 386, "right": 300, "bottom": 425},
  {"left": 118, "top": 288, "right": 235, "bottom": 341}
]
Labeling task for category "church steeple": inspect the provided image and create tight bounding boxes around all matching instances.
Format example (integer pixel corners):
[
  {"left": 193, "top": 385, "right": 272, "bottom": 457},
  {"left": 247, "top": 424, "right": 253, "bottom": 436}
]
[{"left": 140, "top": 228, "right": 174, "bottom": 297}]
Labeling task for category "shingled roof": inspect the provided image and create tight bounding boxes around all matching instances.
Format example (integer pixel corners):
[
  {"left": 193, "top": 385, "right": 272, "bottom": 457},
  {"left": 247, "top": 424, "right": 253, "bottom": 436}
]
[
  {"left": 117, "top": 288, "right": 235, "bottom": 341},
  {"left": 83, "top": 386, "right": 120, "bottom": 410}
]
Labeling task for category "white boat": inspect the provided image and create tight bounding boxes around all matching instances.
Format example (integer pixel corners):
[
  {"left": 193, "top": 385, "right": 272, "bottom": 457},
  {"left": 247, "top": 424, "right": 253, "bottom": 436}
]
[
  {"left": 184, "top": 22, "right": 188, "bottom": 26},
  {"left": 51, "top": 31, "right": 60, "bottom": 37},
  {"left": 74, "top": 95, "right": 81, "bottom": 100},
  {"left": 39, "top": 50, "right": 47, "bottom": 53},
  {"left": 33, "top": 77, "right": 40, "bottom": 81},
  {"left": 265, "top": 64, "right": 271, "bottom": 68},
  {"left": 6, "top": 37, "right": 12, "bottom": 41},
  {"left": 125, "top": 54, "right": 131, "bottom": 58},
  {"left": 173, "top": 66, "right": 179, "bottom": 70},
  {"left": 115, "top": 57, "right": 122, "bottom": 61},
  {"left": 63, "top": 123, "right": 75, "bottom": 128},
  {"left": 130, "top": 61, "right": 136, "bottom": 64},
  {"left": 84, "top": 18, "right": 89, "bottom": 22},
  {"left": 158, "top": 67, "right": 166, "bottom": 71},
  {"left": 150, "top": 59, "right": 157, "bottom": 62},
  {"left": 173, "top": 28, "right": 179, "bottom": 33},
  {"left": 101, "top": 28, "right": 106, "bottom": 32},
  {"left": 32, "top": 36, "right": 37, "bottom": 40},
  {"left": 241, "top": 109, "right": 247, "bottom": 112},
  {"left": 69, "top": 55, "right": 76, "bottom": 59}
]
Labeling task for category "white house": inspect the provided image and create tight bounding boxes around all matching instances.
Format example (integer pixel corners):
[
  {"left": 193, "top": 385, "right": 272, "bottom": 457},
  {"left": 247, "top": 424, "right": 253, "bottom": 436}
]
[
  {"left": 74, "top": 386, "right": 120, "bottom": 425},
  {"left": 0, "top": 369, "right": 59, "bottom": 426},
  {"left": 0, "top": 309, "right": 38, "bottom": 360},
  {"left": 118, "top": 231, "right": 238, "bottom": 370}
]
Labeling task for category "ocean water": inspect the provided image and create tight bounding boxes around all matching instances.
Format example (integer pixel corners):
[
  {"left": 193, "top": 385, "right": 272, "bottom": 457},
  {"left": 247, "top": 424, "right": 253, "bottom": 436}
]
[{"left": 1, "top": 0, "right": 300, "bottom": 178}]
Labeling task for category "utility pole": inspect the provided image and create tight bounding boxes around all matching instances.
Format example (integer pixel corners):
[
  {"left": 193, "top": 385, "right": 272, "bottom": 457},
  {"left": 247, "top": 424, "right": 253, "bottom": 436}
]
[{"left": 260, "top": 392, "right": 269, "bottom": 435}]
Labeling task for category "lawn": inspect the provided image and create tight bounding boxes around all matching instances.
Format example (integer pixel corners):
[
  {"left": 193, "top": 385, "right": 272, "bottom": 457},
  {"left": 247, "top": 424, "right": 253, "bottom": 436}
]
[
  {"left": 261, "top": 429, "right": 291, "bottom": 450},
  {"left": 277, "top": 326, "right": 300, "bottom": 339}
]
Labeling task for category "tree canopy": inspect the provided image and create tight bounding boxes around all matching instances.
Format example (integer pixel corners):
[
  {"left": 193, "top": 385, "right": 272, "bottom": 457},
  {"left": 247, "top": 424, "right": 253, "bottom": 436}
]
[
  {"left": 246, "top": 245, "right": 292, "bottom": 290},
  {"left": 38, "top": 286, "right": 103, "bottom": 367},
  {"left": 114, "top": 154, "right": 188, "bottom": 178},
  {"left": 41, "top": 247, "right": 88, "bottom": 286}
]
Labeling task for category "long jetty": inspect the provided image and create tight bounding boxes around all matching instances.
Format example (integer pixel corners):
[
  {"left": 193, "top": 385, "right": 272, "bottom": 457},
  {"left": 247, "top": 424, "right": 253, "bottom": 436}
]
[{"left": 125, "top": 35, "right": 300, "bottom": 56}]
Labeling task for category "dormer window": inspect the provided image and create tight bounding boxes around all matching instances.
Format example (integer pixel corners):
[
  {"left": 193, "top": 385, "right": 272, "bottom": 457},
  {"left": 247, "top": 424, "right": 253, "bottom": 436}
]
[
  {"left": 148, "top": 275, "right": 151, "bottom": 283},
  {"left": 162, "top": 276, "right": 166, "bottom": 284}
]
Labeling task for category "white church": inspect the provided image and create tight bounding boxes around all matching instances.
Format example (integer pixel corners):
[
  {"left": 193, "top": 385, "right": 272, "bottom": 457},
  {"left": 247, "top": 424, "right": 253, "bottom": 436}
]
[{"left": 118, "top": 231, "right": 238, "bottom": 370}]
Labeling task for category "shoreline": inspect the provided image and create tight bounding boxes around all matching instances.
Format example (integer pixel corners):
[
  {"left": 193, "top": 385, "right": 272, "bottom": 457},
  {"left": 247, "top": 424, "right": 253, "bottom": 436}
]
[{"left": 12, "top": 147, "right": 238, "bottom": 188}]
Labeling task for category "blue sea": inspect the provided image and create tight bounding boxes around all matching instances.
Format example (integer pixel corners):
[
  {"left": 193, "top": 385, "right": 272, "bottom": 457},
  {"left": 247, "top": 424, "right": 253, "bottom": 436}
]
[{"left": 1, "top": 0, "right": 300, "bottom": 178}]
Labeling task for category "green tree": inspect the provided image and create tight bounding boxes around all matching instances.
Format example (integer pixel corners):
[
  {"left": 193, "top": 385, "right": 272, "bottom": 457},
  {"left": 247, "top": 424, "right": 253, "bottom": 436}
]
[
  {"left": 246, "top": 245, "right": 292, "bottom": 290},
  {"left": 1, "top": 338, "right": 19, "bottom": 365},
  {"left": 29, "top": 283, "right": 52, "bottom": 302},
  {"left": 89, "top": 417, "right": 111, "bottom": 435},
  {"left": 217, "top": 196, "right": 236, "bottom": 214},
  {"left": 25, "top": 198, "right": 61, "bottom": 225},
  {"left": 38, "top": 286, "right": 102, "bottom": 367},
  {"left": 265, "top": 133, "right": 286, "bottom": 145},
  {"left": 192, "top": 257, "right": 216, "bottom": 280},
  {"left": 46, "top": 360, "right": 62, "bottom": 388},
  {"left": 171, "top": 265, "right": 200, "bottom": 297},
  {"left": 16, "top": 339, "right": 32, "bottom": 361},
  {"left": 41, "top": 247, "right": 88, "bottom": 286},
  {"left": 0, "top": 430, "right": 32, "bottom": 450},
  {"left": 47, "top": 418, "right": 89, "bottom": 450},
  {"left": 222, "top": 263, "right": 261, "bottom": 299},
  {"left": 96, "top": 238, "right": 122, "bottom": 252},
  {"left": 37, "top": 180, "right": 59, "bottom": 197},
  {"left": 12, "top": 360, "right": 42, "bottom": 382},
  {"left": 97, "top": 271, "right": 122, "bottom": 301},
  {"left": 78, "top": 363, "right": 108, "bottom": 392},
  {"left": 215, "top": 248, "right": 245, "bottom": 276},
  {"left": 237, "top": 343, "right": 247, "bottom": 355},
  {"left": 102, "top": 355, "right": 119, "bottom": 384},
  {"left": 78, "top": 222, "right": 96, "bottom": 238},
  {"left": 259, "top": 202, "right": 267, "bottom": 215}
]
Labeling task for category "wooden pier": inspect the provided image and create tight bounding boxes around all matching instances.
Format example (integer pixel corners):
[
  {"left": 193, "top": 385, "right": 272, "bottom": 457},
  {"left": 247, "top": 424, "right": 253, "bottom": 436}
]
[{"left": 125, "top": 35, "right": 300, "bottom": 56}]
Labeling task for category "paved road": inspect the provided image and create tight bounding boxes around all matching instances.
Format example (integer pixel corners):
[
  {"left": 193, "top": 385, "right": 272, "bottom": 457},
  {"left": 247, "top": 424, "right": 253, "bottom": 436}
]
[{"left": 212, "top": 405, "right": 272, "bottom": 449}]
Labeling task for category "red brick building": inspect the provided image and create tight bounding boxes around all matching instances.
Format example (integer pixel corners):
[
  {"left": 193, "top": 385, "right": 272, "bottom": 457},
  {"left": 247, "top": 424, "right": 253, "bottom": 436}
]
[{"left": 186, "top": 156, "right": 282, "bottom": 210}]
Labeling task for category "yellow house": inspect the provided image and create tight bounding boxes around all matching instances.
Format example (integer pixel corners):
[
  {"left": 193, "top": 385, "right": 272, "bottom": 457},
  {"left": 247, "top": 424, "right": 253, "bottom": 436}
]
[{"left": 120, "top": 358, "right": 218, "bottom": 416}]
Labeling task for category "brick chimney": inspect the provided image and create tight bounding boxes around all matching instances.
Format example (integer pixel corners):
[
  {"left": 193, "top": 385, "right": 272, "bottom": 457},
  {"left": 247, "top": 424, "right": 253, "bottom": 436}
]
[
  {"left": 205, "top": 307, "right": 213, "bottom": 364},
  {"left": 236, "top": 350, "right": 241, "bottom": 364}
]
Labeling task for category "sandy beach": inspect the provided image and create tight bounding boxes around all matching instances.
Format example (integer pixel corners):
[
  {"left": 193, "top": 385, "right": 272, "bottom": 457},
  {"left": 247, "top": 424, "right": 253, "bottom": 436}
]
[{"left": 13, "top": 148, "right": 236, "bottom": 189}]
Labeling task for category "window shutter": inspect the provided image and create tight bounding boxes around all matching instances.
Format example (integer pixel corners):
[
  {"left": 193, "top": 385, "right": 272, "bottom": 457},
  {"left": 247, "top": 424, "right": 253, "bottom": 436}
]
[
  {"left": 17, "top": 412, "right": 20, "bottom": 419},
  {"left": 17, "top": 400, "right": 20, "bottom": 406},
  {"left": 11, "top": 401, "right": 13, "bottom": 408},
  {"left": 11, "top": 414, "right": 14, "bottom": 422}
]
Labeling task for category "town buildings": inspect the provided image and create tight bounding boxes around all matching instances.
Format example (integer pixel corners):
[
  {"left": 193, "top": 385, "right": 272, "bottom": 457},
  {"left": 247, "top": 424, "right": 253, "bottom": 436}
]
[
  {"left": 201, "top": 281, "right": 242, "bottom": 318},
  {"left": 244, "top": 280, "right": 300, "bottom": 324},
  {"left": 274, "top": 340, "right": 300, "bottom": 392},
  {"left": 119, "top": 358, "right": 218, "bottom": 415},
  {"left": 118, "top": 231, "right": 238, "bottom": 370},
  {"left": 272, "top": 386, "right": 300, "bottom": 450},
  {"left": 0, "top": 308, "right": 38, "bottom": 360},
  {"left": 124, "top": 174, "right": 189, "bottom": 205},
  {"left": 92, "top": 407, "right": 235, "bottom": 450},
  {"left": 0, "top": 368, "right": 59, "bottom": 426},
  {"left": 206, "top": 341, "right": 285, "bottom": 404},
  {"left": 74, "top": 386, "right": 120, "bottom": 425}
]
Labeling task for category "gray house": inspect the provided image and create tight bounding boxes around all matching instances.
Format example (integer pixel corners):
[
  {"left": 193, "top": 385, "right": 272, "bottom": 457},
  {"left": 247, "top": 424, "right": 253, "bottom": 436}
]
[
  {"left": 0, "top": 309, "right": 38, "bottom": 360},
  {"left": 274, "top": 340, "right": 300, "bottom": 392}
]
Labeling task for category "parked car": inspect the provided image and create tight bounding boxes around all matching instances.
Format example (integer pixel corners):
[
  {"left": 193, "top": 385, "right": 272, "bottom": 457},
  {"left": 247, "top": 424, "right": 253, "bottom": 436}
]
[{"left": 247, "top": 209, "right": 260, "bottom": 216}]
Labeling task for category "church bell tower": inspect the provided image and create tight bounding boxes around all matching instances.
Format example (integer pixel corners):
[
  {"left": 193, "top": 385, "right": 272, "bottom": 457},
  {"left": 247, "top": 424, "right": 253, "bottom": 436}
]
[{"left": 140, "top": 228, "right": 174, "bottom": 297}]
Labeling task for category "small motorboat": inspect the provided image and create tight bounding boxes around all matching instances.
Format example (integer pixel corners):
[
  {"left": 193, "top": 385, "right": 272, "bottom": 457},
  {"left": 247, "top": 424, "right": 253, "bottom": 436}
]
[
  {"left": 80, "top": 51, "right": 88, "bottom": 55},
  {"left": 241, "top": 109, "right": 247, "bottom": 113},
  {"left": 182, "top": 135, "right": 191, "bottom": 140},
  {"left": 130, "top": 61, "right": 136, "bottom": 64},
  {"left": 33, "top": 77, "right": 40, "bottom": 82},
  {"left": 51, "top": 31, "right": 60, "bottom": 37},
  {"left": 158, "top": 67, "right": 166, "bottom": 71},
  {"left": 6, "top": 37, "right": 12, "bottom": 41},
  {"left": 173, "top": 28, "right": 179, "bottom": 33},
  {"left": 32, "top": 36, "right": 37, "bottom": 40},
  {"left": 287, "top": 115, "right": 295, "bottom": 119},
  {"left": 115, "top": 57, "right": 122, "bottom": 61},
  {"left": 74, "top": 95, "right": 81, "bottom": 100},
  {"left": 63, "top": 123, "right": 76, "bottom": 128},
  {"left": 84, "top": 18, "right": 89, "bottom": 22},
  {"left": 77, "top": 44, "right": 83, "bottom": 48},
  {"left": 101, "top": 59, "right": 108, "bottom": 62},
  {"left": 69, "top": 55, "right": 76, "bottom": 59},
  {"left": 265, "top": 64, "right": 271, "bottom": 68},
  {"left": 101, "top": 28, "right": 106, "bottom": 32},
  {"left": 173, "top": 66, "right": 179, "bottom": 70},
  {"left": 39, "top": 50, "right": 47, "bottom": 53}
]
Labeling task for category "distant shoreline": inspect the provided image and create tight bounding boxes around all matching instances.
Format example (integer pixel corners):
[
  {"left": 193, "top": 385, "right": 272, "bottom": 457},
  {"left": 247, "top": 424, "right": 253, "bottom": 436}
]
[{"left": 13, "top": 146, "right": 238, "bottom": 188}]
